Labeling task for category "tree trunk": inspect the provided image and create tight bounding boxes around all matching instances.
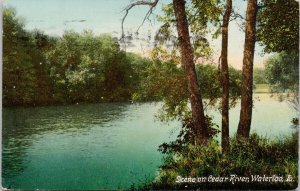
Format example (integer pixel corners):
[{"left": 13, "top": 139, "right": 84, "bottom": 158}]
[
  {"left": 221, "top": 0, "right": 232, "bottom": 152},
  {"left": 173, "top": 0, "right": 209, "bottom": 144},
  {"left": 237, "top": 0, "right": 258, "bottom": 140}
]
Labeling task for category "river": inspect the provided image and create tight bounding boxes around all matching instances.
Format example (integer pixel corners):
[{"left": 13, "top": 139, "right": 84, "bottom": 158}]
[{"left": 2, "top": 94, "right": 297, "bottom": 189}]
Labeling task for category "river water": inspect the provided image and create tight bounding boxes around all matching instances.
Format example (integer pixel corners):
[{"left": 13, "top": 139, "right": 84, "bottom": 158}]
[{"left": 2, "top": 94, "right": 297, "bottom": 189}]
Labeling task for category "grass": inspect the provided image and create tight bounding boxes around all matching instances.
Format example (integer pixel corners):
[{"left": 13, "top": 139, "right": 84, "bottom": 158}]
[
  {"left": 134, "top": 132, "right": 298, "bottom": 190},
  {"left": 254, "top": 83, "right": 271, "bottom": 93}
]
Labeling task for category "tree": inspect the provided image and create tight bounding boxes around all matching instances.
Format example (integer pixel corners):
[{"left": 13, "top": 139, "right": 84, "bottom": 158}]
[
  {"left": 172, "top": 0, "right": 209, "bottom": 144},
  {"left": 256, "top": 0, "right": 299, "bottom": 113},
  {"left": 155, "top": 0, "right": 222, "bottom": 61},
  {"left": 257, "top": 0, "right": 299, "bottom": 54},
  {"left": 220, "top": 0, "right": 232, "bottom": 151},
  {"left": 122, "top": 0, "right": 213, "bottom": 144},
  {"left": 237, "top": 0, "right": 258, "bottom": 140},
  {"left": 3, "top": 8, "right": 39, "bottom": 106},
  {"left": 30, "top": 30, "right": 57, "bottom": 105},
  {"left": 253, "top": 68, "right": 267, "bottom": 84},
  {"left": 46, "top": 31, "right": 134, "bottom": 103},
  {"left": 131, "top": 50, "right": 242, "bottom": 124},
  {"left": 265, "top": 52, "right": 299, "bottom": 111}
]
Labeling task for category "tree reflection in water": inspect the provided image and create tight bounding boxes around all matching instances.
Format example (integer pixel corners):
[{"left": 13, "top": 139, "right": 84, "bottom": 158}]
[{"left": 2, "top": 103, "right": 128, "bottom": 183}]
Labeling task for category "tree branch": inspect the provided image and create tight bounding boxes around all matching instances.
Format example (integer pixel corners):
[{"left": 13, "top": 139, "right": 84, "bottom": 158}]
[
  {"left": 230, "top": 9, "right": 245, "bottom": 22},
  {"left": 230, "top": 9, "right": 246, "bottom": 32},
  {"left": 121, "top": 0, "right": 159, "bottom": 39}
]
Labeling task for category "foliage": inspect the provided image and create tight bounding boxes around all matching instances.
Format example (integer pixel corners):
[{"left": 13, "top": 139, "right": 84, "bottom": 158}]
[
  {"left": 131, "top": 55, "right": 187, "bottom": 104},
  {"left": 158, "top": 115, "right": 220, "bottom": 155},
  {"left": 253, "top": 68, "right": 268, "bottom": 93},
  {"left": 255, "top": 21, "right": 299, "bottom": 173},
  {"left": 155, "top": 0, "right": 223, "bottom": 59},
  {"left": 197, "top": 64, "right": 242, "bottom": 110},
  {"left": 265, "top": 51, "right": 299, "bottom": 112},
  {"left": 2, "top": 7, "right": 240, "bottom": 108},
  {"left": 144, "top": 133, "right": 298, "bottom": 190},
  {"left": 3, "top": 7, "right": 35, "bottom": 105},
  {"left": 265, "top": 52, "right": 299, "bottom": 93},
  {"left": 3, "top": 8, "right": 54, "bottom": 106},
  {"left": 3, "top": 7, "right": 140, "bottom": 106},
  {"left": 46, "top": 31, "right": 135, "bottom": 103},
  {"left": 257, "top": 0, "right": 299, "bottom": 53},
  {"left": 254, "top": 84, "right": 271, "bottom": 93},
  {"left": 131, "top": 51, "right": 242, "bottom": 122},
  {"left": 253, "top": 68, "right": 267, "bottom": 84}
]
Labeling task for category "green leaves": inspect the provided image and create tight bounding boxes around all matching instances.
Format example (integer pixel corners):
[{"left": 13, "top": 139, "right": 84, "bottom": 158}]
[
  {"left": 131, "top": 54, "right": 242, "bottom": 122},
  {"left": 257, "top": 0, "right": 299, "bottom": 53},
  {"left": 46, "top": 31, "right": 134, "bottom": 103},
  {"left": 264, "top": 51, "right": 299, "bottom": 112},
  {"left": 3, "top": 8, "right": 40, "bottom": 105},
  {"left": 152, "top": 133, "right": 298, "bottom": 189},
  {"left": 155, "top": 0, "right": 223, "bottom": 59},
  {"left": 265, "top": 51, "right": 299, "bottom": 93},
  {"left": 3, "top": 8, "right": 137, "bottom": 106}
]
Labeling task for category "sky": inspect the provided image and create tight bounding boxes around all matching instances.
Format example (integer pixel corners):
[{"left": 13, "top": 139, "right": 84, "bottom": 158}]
[{"left": 4, "top": 0, "right": 270, "bottom": 69}]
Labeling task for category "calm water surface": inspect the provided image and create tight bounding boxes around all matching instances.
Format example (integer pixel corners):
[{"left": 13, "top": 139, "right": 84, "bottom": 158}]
[{"left": 2, "top": 94, "right": 297, "bottom": 189}]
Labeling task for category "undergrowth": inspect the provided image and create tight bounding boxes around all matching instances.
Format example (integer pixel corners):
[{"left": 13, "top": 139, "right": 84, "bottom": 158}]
[{"left": 132, "top": 132, "right": 298, "bottom": 190}]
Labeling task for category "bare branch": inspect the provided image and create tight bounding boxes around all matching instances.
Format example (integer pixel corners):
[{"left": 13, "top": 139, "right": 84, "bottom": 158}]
[
  {"left": 121, "top": 0, "right": 159, "bottom": 40},
  {"left": 229, "top": 9, "right": 246, "bottom": 32},
  {"left": 136, "top": 4, "right": 157, "bottom": 32},
  {"left": 230, "top": 9, "right": 245, "bottom": 22}
]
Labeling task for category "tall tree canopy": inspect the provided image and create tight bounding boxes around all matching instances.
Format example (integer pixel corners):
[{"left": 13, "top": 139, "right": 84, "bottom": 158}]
[
  {"left": 265, "top": 52, "right": 299, "bottom": 113},
  {"left": 155, "top": 0, "right": 222, "bottom": 59},
  {"left": 3, "top": 8, "right": 54, "bottom": 106},
  {"left": 257, "top": 0, "right": 299, "bottom": 53},
  {"left": 46, "top": 31, "right": 135, "bottom": 103},
  {"left": 265, "top": 52, "right": 299, "bottom": 94}
]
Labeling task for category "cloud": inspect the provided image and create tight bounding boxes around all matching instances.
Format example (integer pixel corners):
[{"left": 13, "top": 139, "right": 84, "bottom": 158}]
[
  {"left": 63, "top": 19, "right": 87, "bottom": 25},
  {"left": 28, "top": 20, "right": 45, "bottom": 23}
]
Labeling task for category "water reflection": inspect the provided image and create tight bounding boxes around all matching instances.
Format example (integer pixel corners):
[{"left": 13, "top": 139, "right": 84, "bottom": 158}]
[{"left": 2, "top": 103, "right": 129, "bottom": 181}]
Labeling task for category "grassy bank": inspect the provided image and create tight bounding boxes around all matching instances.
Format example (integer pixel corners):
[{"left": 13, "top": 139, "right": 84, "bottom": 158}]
[
  {"left": 134, "top": 132, "right": 298, "bottom": 190},
  {"left": 254, "top": 84, "right": 271, "bottom": 93}
]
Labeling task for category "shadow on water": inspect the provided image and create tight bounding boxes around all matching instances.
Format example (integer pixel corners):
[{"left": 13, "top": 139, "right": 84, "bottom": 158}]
[
  {"left": 2, "top": 102, "right": 177, "bottom": 190},
  {"left": 2, "top": 103, "right": 129, "bottom": 182}
]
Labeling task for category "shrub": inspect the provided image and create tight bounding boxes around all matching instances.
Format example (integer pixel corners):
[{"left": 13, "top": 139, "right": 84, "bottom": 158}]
[{"left": 143, "top": 132, "right": 298, "bottom": 190}]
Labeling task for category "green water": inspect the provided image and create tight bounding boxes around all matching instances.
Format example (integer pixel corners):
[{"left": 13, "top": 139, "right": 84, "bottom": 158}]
[{"left": 2, "top": 95, "right": 297, "bottom": 189}]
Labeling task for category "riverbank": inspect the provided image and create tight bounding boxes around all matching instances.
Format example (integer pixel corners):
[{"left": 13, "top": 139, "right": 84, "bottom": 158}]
[
  {"left": 137, "top": 132, "right": 298, "bottom": 190},
  {"left": 254, "top": 83, "right": 271, "bottom": 93}
]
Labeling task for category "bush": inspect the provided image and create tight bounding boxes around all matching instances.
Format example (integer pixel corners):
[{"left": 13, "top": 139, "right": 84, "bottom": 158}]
[{"left": 142, "top": 133, "right": 298, "bottom": 190}]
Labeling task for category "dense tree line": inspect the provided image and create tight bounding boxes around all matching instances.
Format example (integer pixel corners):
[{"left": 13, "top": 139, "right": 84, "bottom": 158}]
[
  {"left": 4, "top": 8, "right": 133, "bottom": 106},
  {"left": 258, "top": 0, "right": 299, "bottom": 114},
  {"left": 3, "top": 8, "right": 53, "bottom": 106},
  {"left": 3, "top": 7, "right": 242, "bottom": 108},
  {"left": 45, "top": 31, "right": 136, "bottom": 103}
]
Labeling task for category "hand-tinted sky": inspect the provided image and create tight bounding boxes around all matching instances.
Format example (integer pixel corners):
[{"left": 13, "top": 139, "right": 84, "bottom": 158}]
[{"left": 4, "top": 0, "right": 269, "bottom": 69}]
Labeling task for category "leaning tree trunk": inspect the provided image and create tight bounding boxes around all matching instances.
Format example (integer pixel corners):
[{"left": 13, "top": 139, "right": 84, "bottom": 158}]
[
  {"left": 221, "top": 0, "right": 232, "bottom": 152},
  {"left": 237, "top": 0, "right": 258, "bottom": 140},
  {"left": 173, "top": 0, "right": 209, "bottom": 144}
]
